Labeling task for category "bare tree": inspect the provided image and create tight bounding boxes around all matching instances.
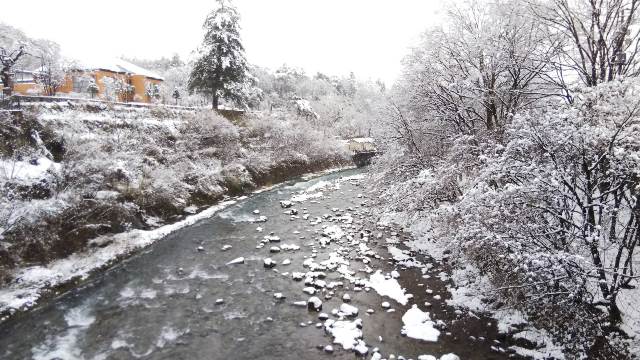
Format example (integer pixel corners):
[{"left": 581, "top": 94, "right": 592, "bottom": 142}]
[
  {"left": 0, "top": 45, "right": 26, "bottom": 97},
  {"left": 531, "top": 0, "right": 640, "bottom": 87}
]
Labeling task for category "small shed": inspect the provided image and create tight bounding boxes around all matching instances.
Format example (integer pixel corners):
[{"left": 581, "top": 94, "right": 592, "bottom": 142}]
[{"left": 346, "top": 137, "right": 376, "bottom": 153}]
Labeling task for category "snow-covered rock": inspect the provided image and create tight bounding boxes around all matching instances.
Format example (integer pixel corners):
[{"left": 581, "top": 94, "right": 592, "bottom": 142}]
[
  {"left": 263, "top": 258, "right": 276, "bottom": 268},
  {"left": 439, "top": 354, "right": 460, "bottom": 360},
  {"left": 367, "top": 270, "right": 409, "bottom": 305},
  {"left": 339, "top": 303, "right": 359, "bottom": 317},
  {"left": 401, "top": 305, "right": 440, "bottom": 342},
  {"left": 418, "top": 355, "right": 437, "bottom": 360},
  {"left": 307, "top": 296, "right": 323, "bottom": 311},
  {"left": 226, "top": 257, "right": 244, "bottom": 265},
  {"left": 265, "top": 235, "right": 281, "bottom": 242},
  {"left": 303, "top": 287, "right": 316, "bottom": 295},
  {"left": 280, "top": 200, "right": 293, "bottom": 208},
  {"left": 324, "top": 319, "right": 363, "bottom": 350}
]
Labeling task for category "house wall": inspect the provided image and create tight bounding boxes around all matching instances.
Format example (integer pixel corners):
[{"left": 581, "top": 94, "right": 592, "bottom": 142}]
[
  {"left": 94, "top": 70, "right": 129, "bottom": 101},
  {"left": 57, "top": 74, "right": 74, "bottom": 94},
  {"left": 13, "top": 83, "right": 41, "bottom": 95},
  {"left": 130, "top": 75, "right": 162, "bottom": 103},
  {"left": 10, "top": 70, "right": 162, "bottom": 104}
]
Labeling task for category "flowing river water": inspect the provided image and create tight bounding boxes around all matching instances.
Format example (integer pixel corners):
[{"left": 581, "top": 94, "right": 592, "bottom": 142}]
[{"left": 0, "top": 169, "right": 524, "bottom": 360}]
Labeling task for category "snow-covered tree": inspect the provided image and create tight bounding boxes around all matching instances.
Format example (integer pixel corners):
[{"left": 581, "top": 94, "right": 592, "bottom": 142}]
[
  {"left": 531, "top": 0, "right": 640, "bottom": 88},
  {"left": 0, "top": 45, "right": 26, "bottom": 97},
  {"left": 188, "top": 0, "right": 251, "bottom": 109},
  {"left": 33, "top": 46, "right": 68, "bottom": 96},
  {"left": 87, "top": 79, "right": 99, "bottom": 98},
  {"left": 1, "top": 24, "right": 65, "bottom": 97},
  {"left": 455, "top": 78, "right": 640, "bottom": 332},
  {"left": 145, "top": 83, "right": 160, "bottom": 102},
  {"left": 273, "top": 64, "right": 305, "bottom": 99},
  {"left": 370, "top": 1, "right": 640, "bottom": 356}
]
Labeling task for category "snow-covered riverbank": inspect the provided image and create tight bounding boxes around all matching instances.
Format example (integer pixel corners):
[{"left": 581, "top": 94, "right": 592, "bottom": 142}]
[
  {"left": 0, "top": 166, "right": 353, "bottom": 321},
  {"left": 0, "top": 104, "right": 351, "bottom": 302},
  {"left": 0, "top": 169, "right": 518, "bottom": 360}
]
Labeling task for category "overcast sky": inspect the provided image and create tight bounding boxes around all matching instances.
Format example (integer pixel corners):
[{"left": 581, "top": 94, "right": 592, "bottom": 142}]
[{"left": 0, "top": 1, "right": 447, "bottom": 84}]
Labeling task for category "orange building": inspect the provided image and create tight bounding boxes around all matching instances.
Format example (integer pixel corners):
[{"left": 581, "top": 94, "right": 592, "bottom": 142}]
[{"left": 10, "top": 58, "right": 164, "bottom": 103}]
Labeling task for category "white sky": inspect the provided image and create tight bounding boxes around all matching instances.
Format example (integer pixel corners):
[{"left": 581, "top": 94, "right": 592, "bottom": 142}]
[{"left": 0, "top": 1, "right": 447, "bottom": 84}]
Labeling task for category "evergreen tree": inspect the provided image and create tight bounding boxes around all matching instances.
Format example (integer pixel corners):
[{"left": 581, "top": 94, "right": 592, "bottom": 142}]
[
  {"left": 172, "top": 87, "right": 181, "bottom": 105},
  {"left": 188, "top": 0, "right": 250, "bottom": 109},
  {"left": 87, "top": 80, "right": 99, "bottom": 98}
]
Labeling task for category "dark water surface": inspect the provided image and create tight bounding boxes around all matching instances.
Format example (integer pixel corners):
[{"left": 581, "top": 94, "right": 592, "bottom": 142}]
[{"left": 0, "top": 169, "right": 520, "bottom": 360}]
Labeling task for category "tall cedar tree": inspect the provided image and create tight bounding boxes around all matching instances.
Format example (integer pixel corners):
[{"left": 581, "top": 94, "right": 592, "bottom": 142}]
[{"left": 189, "top": 0, "right": 249, "bottom": 109}]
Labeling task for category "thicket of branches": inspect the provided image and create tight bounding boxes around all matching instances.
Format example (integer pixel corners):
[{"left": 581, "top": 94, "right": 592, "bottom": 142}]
[{"left": 372, "top": 0, "right": 640, "bottom": 357}]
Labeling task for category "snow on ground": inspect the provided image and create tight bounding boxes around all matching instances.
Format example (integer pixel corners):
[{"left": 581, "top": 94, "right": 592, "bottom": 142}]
[
  {"left": 401, "top": 304, "right": 440, "bottom": 342},
  {"left": 324, "top": 319, "right": 364, "bottom": 350},
  {"left": 367, "top": 270, "right": 409, "bottom": 305},
  {"left": 617, "top": 285, "right": 640, "bottom": 356},
  {"left": 446, "top": 264, "right": 565, "bottom": 359},
  {"left": 0, "top": 157, "right": 60, "bottom": 184},
  {"left": 387, "top": 245, "right": 423, "bottom": 268}
]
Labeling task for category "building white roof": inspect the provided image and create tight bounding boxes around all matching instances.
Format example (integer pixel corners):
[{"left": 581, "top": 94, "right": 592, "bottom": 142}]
[{"left": 72, "top": 57, "right": 164, "bottom": 80}]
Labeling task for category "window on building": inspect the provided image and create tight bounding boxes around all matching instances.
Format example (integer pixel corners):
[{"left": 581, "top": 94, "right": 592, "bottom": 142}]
[
  {"left": 14, "top": 71, "right": 34, "bottom": 83},
  {"left": 72, "top": 75, "right": 91, "bottom": 93}
]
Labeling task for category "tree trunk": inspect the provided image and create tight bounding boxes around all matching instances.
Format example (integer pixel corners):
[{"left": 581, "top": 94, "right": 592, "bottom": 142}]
[
  {"left": 212, "top": 93, "right": 219, "bottom": 110},
  {"left": 609, "top": 296, "right": 622, "bottom": 324},
  {"left": 1, "top": 69, "right": 12, "bottom": 97}
]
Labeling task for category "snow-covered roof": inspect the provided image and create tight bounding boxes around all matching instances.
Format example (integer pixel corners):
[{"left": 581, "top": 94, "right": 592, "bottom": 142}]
[
  {"left": 349, "top": 137, "right": 375, "bottom": 143},
  {"left": 71, "top": 57, "right": 164, "bottom": 81}
]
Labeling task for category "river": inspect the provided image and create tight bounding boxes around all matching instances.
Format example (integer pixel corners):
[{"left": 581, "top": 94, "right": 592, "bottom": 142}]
[{"left": 0, "top": 169, "right": 522, "bottom": 360}]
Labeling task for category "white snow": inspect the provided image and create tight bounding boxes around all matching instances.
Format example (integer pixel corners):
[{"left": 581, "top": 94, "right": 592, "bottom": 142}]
[
  {"left": 322, "top": 225, "right": 345, "bottom": 241},
  {"left": 367, "top": 270, "right": 409, "bottom": 305},
  {"left": 339, "top": 303, "right": 359, "bottom": 317},
  {"left": 439, "top": 354, "right": 460, "bottom": 360},
  {"left": 0, "top": 157, "right": 60, "bottom": 184},
  {"left": 324, "top": 319, "right": 363, "bottom": 350},
  {"left": 226, "top": 257, "right": 245, "bottom": 265},
  {"left": 401, "top": 304, "right": 440, "bottom": 342}
]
